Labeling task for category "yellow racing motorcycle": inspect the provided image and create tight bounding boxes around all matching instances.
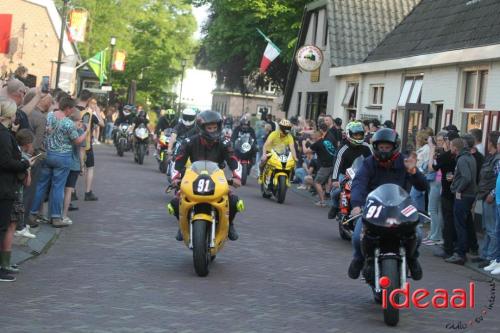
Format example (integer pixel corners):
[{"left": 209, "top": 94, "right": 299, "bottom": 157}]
[
  {"left": 259, "top": 148, "right": 296, "bottom": 204},
  {"left": 170, "top": 160, "right": 242, "bottom": 277}
]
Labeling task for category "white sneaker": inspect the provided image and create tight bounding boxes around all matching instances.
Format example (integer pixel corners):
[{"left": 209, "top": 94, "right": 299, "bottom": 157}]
[
  {"left": 491, "top": 266, "right": 500, "bottom": 275},
  {"left": 14, "top": 226, "right": 36, "bottom": 239},
  {"left": 484, "top": 260, "right": 499, "bottom": 271},
  {"left": 63, "top": 216, "right": 73, "bottom": 225}
]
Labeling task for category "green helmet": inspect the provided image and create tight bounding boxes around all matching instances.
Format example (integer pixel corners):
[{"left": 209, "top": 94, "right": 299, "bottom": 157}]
[{"left": 345, "top": 121, "right": 365, "bottom": 145}]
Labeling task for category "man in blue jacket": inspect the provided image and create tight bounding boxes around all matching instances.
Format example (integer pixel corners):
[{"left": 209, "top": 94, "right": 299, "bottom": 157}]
[{"left": 348, "top": 128, "right": 428, "bottom": 280}]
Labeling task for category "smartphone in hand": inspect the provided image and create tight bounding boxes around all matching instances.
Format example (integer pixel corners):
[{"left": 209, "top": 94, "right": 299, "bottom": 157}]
[{"left": 41, "top": 76, "right": 50, "bottom": 93}]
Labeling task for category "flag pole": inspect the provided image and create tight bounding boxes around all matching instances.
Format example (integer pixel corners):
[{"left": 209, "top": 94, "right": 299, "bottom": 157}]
[{"left": 256, "top": 28, "right": 281, "bottom": 53}]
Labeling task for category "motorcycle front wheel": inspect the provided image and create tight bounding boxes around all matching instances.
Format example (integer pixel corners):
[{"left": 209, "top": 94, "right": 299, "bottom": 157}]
[
  {"left": 381, "top": 258, "right": 400, "bottom": 326},
  {"left": 241, "top": 164, "right": 248, "bottom": 186},
  {"left": 276, "top": 175, "right": 287, "bottom": 204},
  {"left": 137, "top": 144, "right": 146, "bottom": 165},
  {"left": 192, "top": 220, "right": 210, "bottom": 277}
]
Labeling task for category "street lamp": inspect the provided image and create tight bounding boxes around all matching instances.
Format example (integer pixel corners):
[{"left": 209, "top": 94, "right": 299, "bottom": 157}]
[
  {"left": 55, "top": 0, "right": 70, "bottom": 89},
  {"left": 108, "top": 36, "right": 116, "bottom": 84},
  {"left": 178, "top": 59, "right": 187, "bottom": 113}
]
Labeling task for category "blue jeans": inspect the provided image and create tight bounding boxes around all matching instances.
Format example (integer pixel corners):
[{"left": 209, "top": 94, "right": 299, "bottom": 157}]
[
  {"left": 453, "top": 196, "right": 476, "bottom": 257},
  {"left": 330, "top": 174, "right": 345, "bottom": 208},
  {"left": 410, "top": 187, "right": 425, "bottom": 211},
  {"left": 495, "top": 204, "right": 500, "bottom": 261},
  {"left": 30, "top": 151, "right": 72, "bottom": 219},
  {"left": 427, "top": 181, "right": 443, "bottom": 241},
  {"left": 352, "top": 217, "right": 422, "bottom": 260},
  {"left": 481, "top": 201, "right": 497, "bottom": 260},
  {"left": 294, "top": 168, "right": 306, "bottom": 184},
  {"left": 105, "top": 122, "right": 114, "bottom": 140}
]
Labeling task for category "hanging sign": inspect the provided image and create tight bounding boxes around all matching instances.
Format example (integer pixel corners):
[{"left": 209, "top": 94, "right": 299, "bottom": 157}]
[
  {"left": 296, "top": 45, "right": 323, "bottom": 72},
  {"left": 112, "top": 50, "right": 127, "bottom": 72},
  {"left": 68, "top": 9, "right": 88, "bottom": 43}
]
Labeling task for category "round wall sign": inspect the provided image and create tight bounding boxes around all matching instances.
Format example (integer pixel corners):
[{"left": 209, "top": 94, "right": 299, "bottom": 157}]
[{"left": 296, "top": 45, "right": 324, "bottom": 72}]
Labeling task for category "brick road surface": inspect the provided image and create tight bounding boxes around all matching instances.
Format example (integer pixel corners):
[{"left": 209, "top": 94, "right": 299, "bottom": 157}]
[{"left": 1, "top": 145, "right": 499, "bottom": 333}]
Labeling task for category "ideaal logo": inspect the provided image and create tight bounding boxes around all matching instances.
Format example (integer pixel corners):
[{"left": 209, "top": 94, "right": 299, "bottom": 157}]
[{"left": 378, "top": 277, "right": 496, "bottom": 330}]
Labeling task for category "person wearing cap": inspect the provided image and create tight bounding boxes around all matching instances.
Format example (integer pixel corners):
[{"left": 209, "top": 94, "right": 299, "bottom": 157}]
[{"left": 431, "top": 130, "right": 460, "bottom": 259}]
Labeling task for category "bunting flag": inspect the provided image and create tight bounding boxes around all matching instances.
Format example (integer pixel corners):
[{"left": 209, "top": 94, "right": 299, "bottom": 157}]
[
  {"left": 257, "top": 28, "right": 281, "bottom": 73},
  {"left": 112, "top": 50, "right": 127, "bottom": 72},
  {"left": 88, "top": 50, "right": 107, "bottom": 84},
  {"left": 68, "top": 9, "right": 88, "bottom": 43}
]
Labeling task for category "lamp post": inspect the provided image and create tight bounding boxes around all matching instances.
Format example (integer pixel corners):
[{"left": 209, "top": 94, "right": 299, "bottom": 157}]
[
  {"left": 55, "top": 0, "right": 70, "bottom": 89},
  {"left": 178, "top": 59, "right": 187, "bottom": 113},
  {"left": 108, "top": 36, "right": 116, "bottom": 84}
]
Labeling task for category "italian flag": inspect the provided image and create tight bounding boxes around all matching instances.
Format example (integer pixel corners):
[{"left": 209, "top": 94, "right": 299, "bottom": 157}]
[{"left": 257, "top": 29, "right": 281, "bottom": 73}]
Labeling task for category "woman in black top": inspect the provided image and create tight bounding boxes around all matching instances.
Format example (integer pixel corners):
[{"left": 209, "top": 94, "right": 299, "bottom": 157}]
[{"left": 0, "top": 98, "right": 33, "bottom": 282}]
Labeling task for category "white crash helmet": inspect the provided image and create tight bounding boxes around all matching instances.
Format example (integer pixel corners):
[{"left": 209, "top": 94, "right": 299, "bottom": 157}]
[{"left": 181, "top": 108, "right": 197, "bottom": 126}]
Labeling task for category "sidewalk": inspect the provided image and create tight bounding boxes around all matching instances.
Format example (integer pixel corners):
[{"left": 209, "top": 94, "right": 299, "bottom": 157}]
[{"left": 11, "top": 224, "right": 60, "bottom": 266}]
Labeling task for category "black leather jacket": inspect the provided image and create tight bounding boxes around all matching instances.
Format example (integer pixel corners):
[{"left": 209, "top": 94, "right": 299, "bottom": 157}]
[{"left": 174, "top": 134, "right": 240, "bottom": 178}]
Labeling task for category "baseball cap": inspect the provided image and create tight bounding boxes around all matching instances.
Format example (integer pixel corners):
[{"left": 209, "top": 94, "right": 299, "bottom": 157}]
[{"left": 443, "top": 124, "right": 459, "bottom": 132}]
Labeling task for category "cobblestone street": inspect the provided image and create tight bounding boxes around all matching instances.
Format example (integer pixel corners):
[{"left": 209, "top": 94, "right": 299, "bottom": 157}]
[{"left": 1, "top": 145, "right": 499, "bottom": 333}]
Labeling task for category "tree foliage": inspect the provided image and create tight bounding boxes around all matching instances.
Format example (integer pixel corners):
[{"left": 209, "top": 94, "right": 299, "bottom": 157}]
[
  {"left": 56, "top": 0, "right": 197, "bottom": 105},
  {"left": 192, "top": 0, "right": 309, "bottom": 92}
]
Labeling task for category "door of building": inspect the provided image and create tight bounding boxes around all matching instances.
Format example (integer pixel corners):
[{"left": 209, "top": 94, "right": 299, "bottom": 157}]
[{"left": 402, "top": 103, "right": 430, "bottom": 153}]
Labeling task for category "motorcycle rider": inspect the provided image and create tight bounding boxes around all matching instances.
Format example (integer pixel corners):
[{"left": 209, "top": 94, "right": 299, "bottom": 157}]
[
  {"left": 231, "top": 117, "right": 257, "bottom": 165},
  {"left": 169, "top": 111, "right": 242, "bottom": 241},
  {"left": 167, "top": 108, "right": 197, "bottom": 156},
  {"left": 113, "top": 105, "right": 136, "bottom": 145},
  {"left": 155, "top": 108, "right": 177, "bottom": 135},
  {"left": 328, "top": 121, "right": 372, "bottom": 218},
  {"left": 260, "top": 119, "right": 298, "bottom": 175},
  {"left": 348, "top": 128, "right": 428, "bottom": 281}
]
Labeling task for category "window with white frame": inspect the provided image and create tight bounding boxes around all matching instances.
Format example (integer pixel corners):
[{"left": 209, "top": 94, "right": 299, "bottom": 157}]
[
  {"left": 397, "top": 75, "right": 423, "bottom": 107},
  {"left": 463, "top": 69, "right": 488, "bottom": 109},
  {"left": 370, "top": 85, "right": 384, "bottom": 106},
  {"left": 342, "top": 83, "right": 358, "bottom": 110}
]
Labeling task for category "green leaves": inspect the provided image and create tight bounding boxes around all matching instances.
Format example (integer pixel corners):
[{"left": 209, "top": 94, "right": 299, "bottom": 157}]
[
  {"left": 55, "top": 0, "right": 197, "bottom": 105},
  {"left": 194, "top": 0, "right": 309, "bottom": 91}
]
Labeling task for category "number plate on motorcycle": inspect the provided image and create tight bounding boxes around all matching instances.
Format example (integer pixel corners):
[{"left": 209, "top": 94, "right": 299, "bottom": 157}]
[
  {"left": 280, "top": 155, "right": 288, "bottom": 163},
  {"left": 193, "top": 176, "right": 216, "bottom": 195}
]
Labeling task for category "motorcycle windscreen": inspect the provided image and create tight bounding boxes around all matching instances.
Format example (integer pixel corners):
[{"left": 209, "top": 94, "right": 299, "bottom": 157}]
[
  {"left": 363, "top": 184, "right": 419, "bottom": 227},
  {"left": 190, "top": 161, "right": 220, "bottom": 176}
]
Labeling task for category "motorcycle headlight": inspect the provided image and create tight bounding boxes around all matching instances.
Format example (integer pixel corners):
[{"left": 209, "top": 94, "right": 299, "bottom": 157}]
[{"left": 241, "top": 142, "right": 252, "bottom": 153}]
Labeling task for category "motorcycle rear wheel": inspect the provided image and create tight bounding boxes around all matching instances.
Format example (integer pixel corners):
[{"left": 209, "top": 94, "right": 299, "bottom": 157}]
[
  {"left": 276, "top": 175, "right": 287, "bottom": 204},
  {"left": 192, "top": 220, "right": 210, "bottom": 277},
  {"left": 381, "top": 258, "right": 400, "bottom": 326}
]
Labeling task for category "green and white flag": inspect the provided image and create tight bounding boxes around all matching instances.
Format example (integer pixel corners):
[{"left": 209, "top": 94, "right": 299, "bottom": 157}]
[{"left": 88, "top": 50, "right": 107, "bottom": 85}]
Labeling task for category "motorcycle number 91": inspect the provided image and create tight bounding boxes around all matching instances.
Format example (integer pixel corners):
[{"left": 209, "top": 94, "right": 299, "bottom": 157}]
[
  {"left": 365, "top": 205, "right": 383, "bottom": 219},
  {"left": 194, "top": 177, "right": 215, "bottom": 195}
]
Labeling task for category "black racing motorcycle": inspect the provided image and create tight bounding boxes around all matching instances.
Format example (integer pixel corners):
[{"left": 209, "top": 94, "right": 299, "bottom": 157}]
[
  {"left": 347, "top": 184, "right": 427, "bottom": 327},
  {"left": 114, "top": 122, "right": 131, "bottom": 157},
  {"left": 133, "top": 124, "right": 150, "bottom": 165},
  {"left": 233, "top": 133, "right": 256, "bottom": 185}
]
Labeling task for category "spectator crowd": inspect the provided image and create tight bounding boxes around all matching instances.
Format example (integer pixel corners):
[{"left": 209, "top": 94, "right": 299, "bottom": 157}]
[{"left": 0, "top": 68, "right": 108, "bottom": 282}]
